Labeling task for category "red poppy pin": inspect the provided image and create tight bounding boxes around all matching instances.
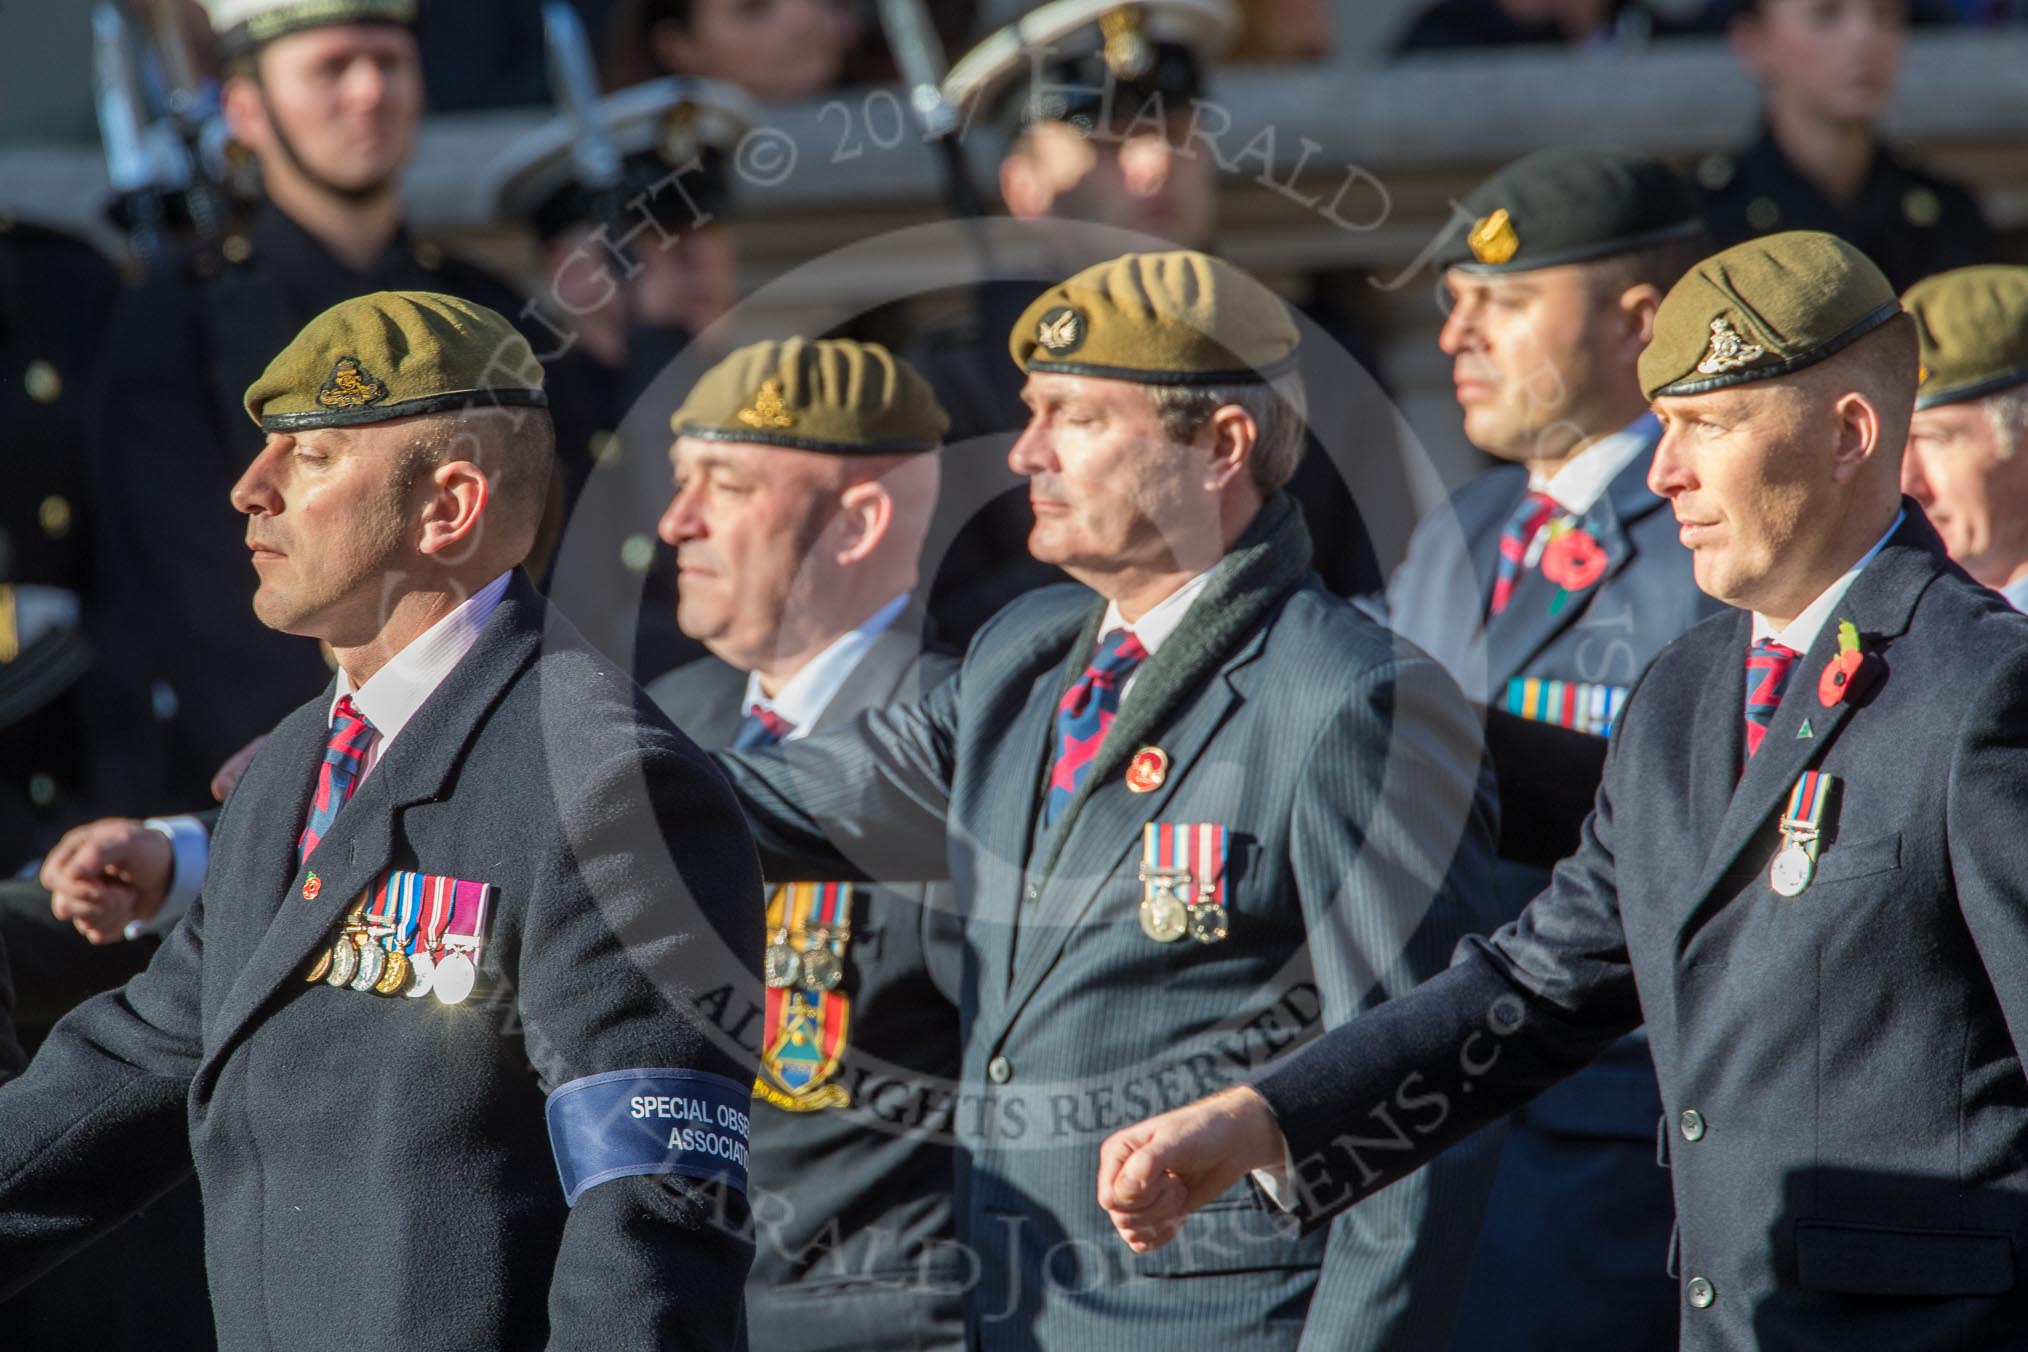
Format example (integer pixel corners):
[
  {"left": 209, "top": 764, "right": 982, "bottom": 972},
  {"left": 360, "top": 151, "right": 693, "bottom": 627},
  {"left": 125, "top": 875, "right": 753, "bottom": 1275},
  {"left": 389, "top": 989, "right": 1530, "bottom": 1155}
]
[
  {"left": 301, "top": 872, "right": 322, "bottom": 901},
  {"left": 1126, "top": 746, "right": 1169, "bottom": 794},
  {"left": 1818, "top": 620, "right": 1876, "bottom": 707},
  {"left": 1540, "top": 529, "right": 1608, "bottom": 615}
]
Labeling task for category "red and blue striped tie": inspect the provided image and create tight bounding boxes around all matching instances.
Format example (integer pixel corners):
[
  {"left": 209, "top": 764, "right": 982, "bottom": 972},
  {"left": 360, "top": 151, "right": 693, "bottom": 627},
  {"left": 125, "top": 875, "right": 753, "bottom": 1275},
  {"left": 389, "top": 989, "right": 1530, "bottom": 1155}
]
[
  {"left": 1044, "top": 629, "right": 1148, "bottom": 825},
  {"left": 1742, "top": 639, "right": 1800, "bottom": 763},
  {"left": 1489, "top": 490, "right": 1561, "bottom": 617},
  {"left": 732, "top": 704, "right": 795, "bottom": 752},
  {"left": 299, "top": 695, "right": 376, "bottom": 864}
]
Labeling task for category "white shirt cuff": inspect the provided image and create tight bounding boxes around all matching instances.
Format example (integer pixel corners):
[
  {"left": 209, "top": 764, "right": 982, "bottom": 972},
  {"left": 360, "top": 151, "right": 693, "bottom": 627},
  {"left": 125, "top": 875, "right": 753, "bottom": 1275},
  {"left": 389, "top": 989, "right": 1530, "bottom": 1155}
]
[
  {"left": 129, "top": 816, "right": 210, "bottom": 940},
  {"left": 1251, "top": 1145, "right": 1301, "bottom": 1214}
]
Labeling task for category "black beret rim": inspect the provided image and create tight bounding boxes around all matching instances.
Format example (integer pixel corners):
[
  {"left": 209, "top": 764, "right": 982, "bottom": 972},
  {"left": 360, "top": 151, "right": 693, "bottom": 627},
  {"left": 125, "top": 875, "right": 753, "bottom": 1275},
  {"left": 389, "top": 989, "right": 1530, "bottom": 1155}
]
[
  {"left": 258, "top": 386, "right": 549, "bottom": 432},
  {"left": 1017, "top": 352, "right": 1301, "bottom": 386},
  {"left": 1649, "top": 301, "right": 1904, "bottom": 400},
  {"left": 673, "top": 425, "right": 941, "bottom": 456},
  {"left": 1446, "top": 218, "right": 1706, "bottom": 276},
  {"left": 1914, "top": 365, "right": 2028, "bottom": 411}
]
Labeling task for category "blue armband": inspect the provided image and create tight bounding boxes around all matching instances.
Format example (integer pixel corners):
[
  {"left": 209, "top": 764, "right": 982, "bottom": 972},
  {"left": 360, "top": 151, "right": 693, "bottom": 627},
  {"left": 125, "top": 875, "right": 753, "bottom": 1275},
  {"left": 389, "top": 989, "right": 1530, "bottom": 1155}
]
[{"left": 545, "top": 1068, "right": 752, "bottom": 1206}]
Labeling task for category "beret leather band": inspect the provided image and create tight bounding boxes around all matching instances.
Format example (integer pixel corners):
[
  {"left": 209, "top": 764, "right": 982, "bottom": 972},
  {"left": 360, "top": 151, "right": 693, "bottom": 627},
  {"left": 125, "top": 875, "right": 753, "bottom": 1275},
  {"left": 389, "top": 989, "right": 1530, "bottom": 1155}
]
[
  {"left": 1648, "top": 301, "right": 1904, "bottom": 400},
  {"left": 259, "top": 385, "right": 548, "bottom": 433}
]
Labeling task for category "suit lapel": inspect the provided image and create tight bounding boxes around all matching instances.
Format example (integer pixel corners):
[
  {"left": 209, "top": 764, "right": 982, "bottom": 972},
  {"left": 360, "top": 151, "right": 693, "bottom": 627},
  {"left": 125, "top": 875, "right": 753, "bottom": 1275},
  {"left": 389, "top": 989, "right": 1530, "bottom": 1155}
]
[
  {"left": 201, "top": 574, "right": 546, "bottom": 1070},
  {"left": 1678, "top": 511, "right": 1943, "bottom": 931},
  {"left": 1000, "top": 640, "right": 1257, "bottom": 1027},
  {"left": 1484, "top": 446, "right": 1662, "bottom": 684},
  {"left": 984, "top": 609, "right": 1104, "bottom": 1000}
]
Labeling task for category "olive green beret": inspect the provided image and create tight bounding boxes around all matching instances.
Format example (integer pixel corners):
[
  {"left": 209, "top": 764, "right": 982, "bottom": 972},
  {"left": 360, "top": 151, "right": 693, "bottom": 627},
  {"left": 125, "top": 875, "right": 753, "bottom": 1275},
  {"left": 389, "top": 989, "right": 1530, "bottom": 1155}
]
[
  {"left": 243, "top": 290, "right": 547, "bottom": 433},
  {"left": 1445, "top": 146, "right": 1704, "bottom": 275},
  {"left": 670, "top": 337, "right": 947, "bottom": 455},
  {"left": 1640, "top": 231, "right": 1902, "bottom": 401},
  {"left": 1903, "top": 266, "right": 2028, "bottom": 411},
  {"left": 207, "top": 0, "right": 415, "bottom": 57},
  {"left": 1010, "top": 250, "right": 1298, "bottom": 385}
]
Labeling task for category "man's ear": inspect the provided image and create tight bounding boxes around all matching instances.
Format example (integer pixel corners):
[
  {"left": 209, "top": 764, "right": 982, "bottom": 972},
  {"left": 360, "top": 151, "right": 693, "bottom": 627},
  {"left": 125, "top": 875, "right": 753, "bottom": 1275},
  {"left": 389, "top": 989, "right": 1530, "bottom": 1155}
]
[
  {"left": 831, "top": 476, "right": 894, "bottom": 566},
  {"left": 221, "top": 70, "right": 267, "bottom": 151},
  {"left": 1202, "top": 404, "right": 1257, "bottom": 493},
  {"left": 1618, "top": 282, "right": 1665, "bottom": 356},
  {"left": 418, "top": 461, "right": 491, "bottom": 560},
  {"left": 1828, "top": 391, "right": 1885, "bottom": 486}
]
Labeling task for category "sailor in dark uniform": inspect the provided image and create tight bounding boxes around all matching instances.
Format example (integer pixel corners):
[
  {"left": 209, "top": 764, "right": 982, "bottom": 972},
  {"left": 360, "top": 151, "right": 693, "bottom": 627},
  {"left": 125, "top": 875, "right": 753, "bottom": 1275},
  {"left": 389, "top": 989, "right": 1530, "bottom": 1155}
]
[
  {"left": 1700, "top": 0, "right": 1995, "bottom": 291},
  {"left": 646, "top": 336, "right": 965, "bottom": 1350},
  {"left": 85, "top": 0, "right": 541, "bottom": 813},
  {"left": 0, "top": 219, "right": 121, "bottom": 864}
]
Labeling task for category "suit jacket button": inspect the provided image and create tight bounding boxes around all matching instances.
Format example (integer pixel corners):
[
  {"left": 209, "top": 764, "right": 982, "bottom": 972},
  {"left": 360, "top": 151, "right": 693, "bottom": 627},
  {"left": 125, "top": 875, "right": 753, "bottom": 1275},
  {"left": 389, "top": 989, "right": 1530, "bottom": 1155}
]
[
  {"left": 1679, "top": 1108, "right": 1705, "bottom": 1142},
  {"left": 987, "top": 1055, "right": 1013, "bottom": 1084},
  {"left": 1686, "top": 1276, "right": 1715, "bottom": 1309}
]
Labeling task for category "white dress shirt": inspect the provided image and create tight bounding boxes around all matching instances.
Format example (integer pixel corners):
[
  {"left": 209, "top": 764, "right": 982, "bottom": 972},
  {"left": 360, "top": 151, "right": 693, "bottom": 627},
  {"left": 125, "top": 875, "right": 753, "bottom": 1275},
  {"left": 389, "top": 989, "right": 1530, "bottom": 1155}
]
[
  {"left": 1097, "top": 568, "right": 1217, "bottom": 703},
  {"left": 1529, "top": 414, "right": 1658, "bottom": 516},
  {"left": 133, "top": 572, "right": 511, "bottom": 938},
  {"left": 2002, "top": 574, "right": 2028, "bottom": 614},
  {"left": 742, "top": 592, "right": 911, "bottom": 741}
]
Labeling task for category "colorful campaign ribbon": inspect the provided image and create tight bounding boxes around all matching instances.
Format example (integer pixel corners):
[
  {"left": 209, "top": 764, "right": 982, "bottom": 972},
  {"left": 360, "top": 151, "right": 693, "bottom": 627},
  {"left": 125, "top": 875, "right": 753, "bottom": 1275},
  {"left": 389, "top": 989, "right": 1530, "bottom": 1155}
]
[{"left": 1504, "top": 677, "right": 1628, "bottom": 738}]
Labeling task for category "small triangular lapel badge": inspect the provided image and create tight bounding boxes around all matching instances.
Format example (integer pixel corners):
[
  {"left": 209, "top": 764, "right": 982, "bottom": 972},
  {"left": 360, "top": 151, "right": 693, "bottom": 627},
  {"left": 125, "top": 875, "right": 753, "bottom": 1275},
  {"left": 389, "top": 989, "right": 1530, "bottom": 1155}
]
[{"left": 1796, "top": 719, "right": 1814, "bottom": 740}]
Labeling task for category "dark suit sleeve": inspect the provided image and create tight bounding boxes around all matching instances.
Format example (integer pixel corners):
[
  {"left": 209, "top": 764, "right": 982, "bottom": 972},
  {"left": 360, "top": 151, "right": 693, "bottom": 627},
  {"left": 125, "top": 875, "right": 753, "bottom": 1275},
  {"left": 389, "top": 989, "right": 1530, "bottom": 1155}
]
[
  {"left": 712, "top": 664, "right": 961, "bottom": 883},
  {"left": 0, "top": 929, "right": 24, "bottom": 1081},
  {"left": 0, "top": 887, "right": 208, "bottom": 1297},
  {"left": 1286, "top": 653, "right": 1507, "bottom": 1351},
  {"left": 1255, "top": 680, "right": 1645, "bottom": 1234},
  {"left": 523, "top": 735, "right": 763, "bottom": 1350},
  {"left": 1946, "top": 662, "right": 2028, "bottom": 1067}
]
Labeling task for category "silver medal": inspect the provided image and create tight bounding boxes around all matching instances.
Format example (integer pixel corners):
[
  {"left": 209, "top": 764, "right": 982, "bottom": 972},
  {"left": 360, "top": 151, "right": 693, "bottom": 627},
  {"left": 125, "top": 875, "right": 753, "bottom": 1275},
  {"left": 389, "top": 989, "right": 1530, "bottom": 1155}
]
[
  {"left": 1140, "top": 891, "right": 1188, "bottom": 943},
  {"left": 349, "top": 939, "right": 386, "bottom": 992},
  {"left": 325, "top": 936, "right": 360, "bottom": 988},
  {"left": 1769, "top": 841, "right": 1815, "bottom": 897},
  {"left": 763, "top": 943, "right": 803, "bottom": 989},
  {"left": 433, "top": 951, "right": 478, "bottom": 1006},
  {"left": 404, "top": 949, "right": 437, "bottom": 999}
]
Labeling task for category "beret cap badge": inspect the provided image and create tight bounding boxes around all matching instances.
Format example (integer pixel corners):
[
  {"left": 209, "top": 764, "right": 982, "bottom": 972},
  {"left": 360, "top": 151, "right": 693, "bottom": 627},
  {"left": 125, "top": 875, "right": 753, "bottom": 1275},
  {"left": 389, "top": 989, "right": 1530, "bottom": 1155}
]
[
  {"left": 317, "top": 356, "right": 389, "bottom": 411},
  {"left": 736, "top": 378, "right": 797, "bottom": 430},
  {"left": 1036, "top": 306, "right": 1087, "bottom": 355},
  {"left": 1467, "top": 209, "right": 1519, "bottom": 267},
  {"left": 1695, "top": 318, "right": 1767, "bottom": 376}
]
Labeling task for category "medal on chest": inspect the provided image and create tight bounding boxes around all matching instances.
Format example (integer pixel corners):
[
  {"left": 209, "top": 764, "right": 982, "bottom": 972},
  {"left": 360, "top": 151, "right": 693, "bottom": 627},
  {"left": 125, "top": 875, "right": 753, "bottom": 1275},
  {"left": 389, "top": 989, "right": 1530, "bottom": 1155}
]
[
  {"left": 1137, "top": 822, "right": 1230, "bottom": 945},
  {"left": 756, "top": 882, "right": 856, "bottom": 1113},
  {"left": 1770, "top": 770, "right": 1836, "bottom": 897}
]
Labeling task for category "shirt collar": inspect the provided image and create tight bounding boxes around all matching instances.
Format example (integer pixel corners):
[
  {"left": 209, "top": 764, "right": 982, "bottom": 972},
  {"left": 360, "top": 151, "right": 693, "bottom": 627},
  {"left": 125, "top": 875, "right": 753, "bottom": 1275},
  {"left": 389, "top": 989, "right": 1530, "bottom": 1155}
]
[
  {"left": 1099, "top": 568, "right": 1217, "bottom": 657},
  {"left": 744, "top": 592, "right": 911, "bottom": 740},
  {"left": 1751, "top": 509, "right": 1904, "bottom": 652},
  {"left": 331, "top": 572, "right": 510, "bottom": 749},
  {"left": 1528, "top": 413, "right": 1657, "bottom": 517},
  {"left": 2002, "top": 574, "right": 2028, "bottom": 613}
]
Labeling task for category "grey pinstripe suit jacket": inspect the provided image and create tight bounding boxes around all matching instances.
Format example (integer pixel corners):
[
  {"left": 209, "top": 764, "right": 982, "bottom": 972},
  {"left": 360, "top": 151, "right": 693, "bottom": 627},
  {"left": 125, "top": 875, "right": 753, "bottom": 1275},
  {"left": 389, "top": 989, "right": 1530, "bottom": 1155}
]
[{"left": 716, "top": 496, "right": 1507, "bottom": 1351}]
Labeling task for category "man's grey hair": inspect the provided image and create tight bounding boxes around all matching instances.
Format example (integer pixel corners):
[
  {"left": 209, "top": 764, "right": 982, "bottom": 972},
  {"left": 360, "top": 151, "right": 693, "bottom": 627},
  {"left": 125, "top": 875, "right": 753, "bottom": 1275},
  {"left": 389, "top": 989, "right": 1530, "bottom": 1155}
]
[
  {"left": 1984, "top": 387, "right": 2028, "bottom": 461},
  {"left": 1145, "top": 372, "right": 1310, "bottom": 494}
]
